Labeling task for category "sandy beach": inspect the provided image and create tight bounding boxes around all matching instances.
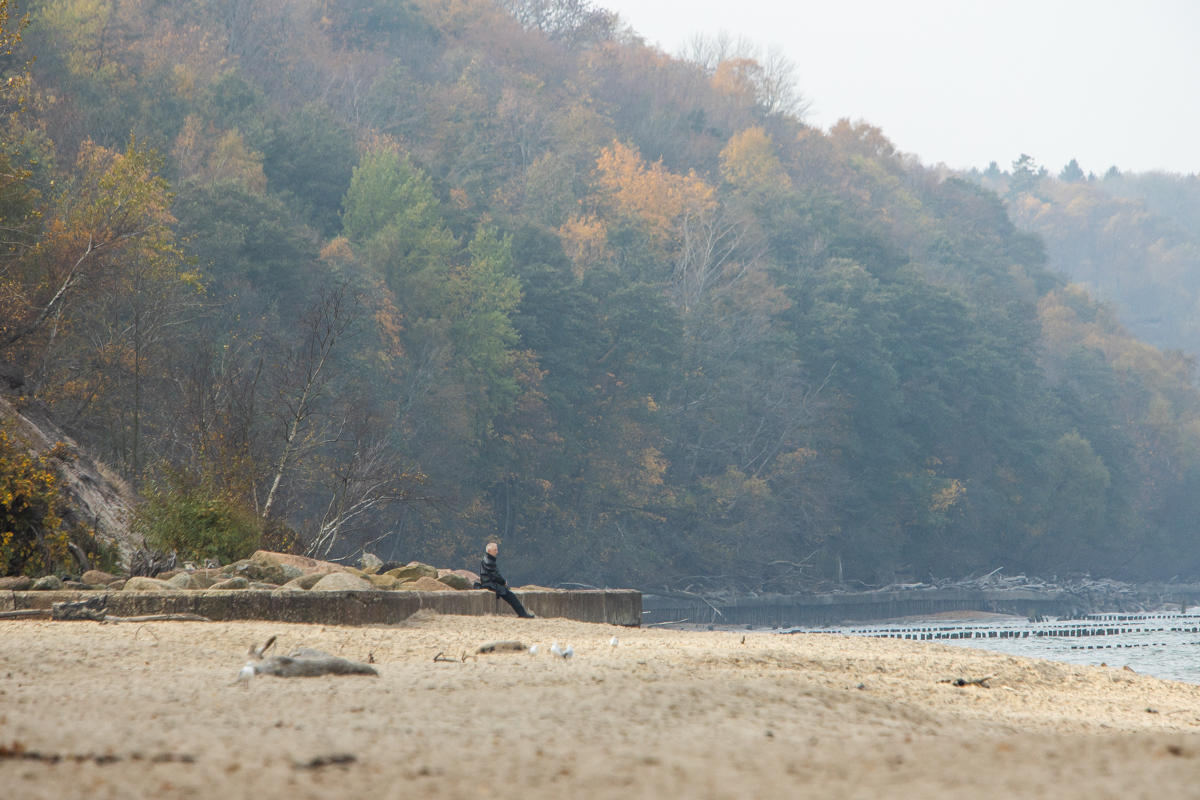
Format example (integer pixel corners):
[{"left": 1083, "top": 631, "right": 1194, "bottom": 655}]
[{"left": 3, "top": 613, "right": 1200, "bottom": 799}]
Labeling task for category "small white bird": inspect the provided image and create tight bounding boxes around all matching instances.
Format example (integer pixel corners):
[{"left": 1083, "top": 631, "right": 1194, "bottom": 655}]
[
  {"left": 529, "top": 644, "right": 540, "bottom": 657},
  {"left": 550, "top": 642, "right": 563, "bottom": 659},
  {"left": 236, "top": 662, "right": 256, "bottom": 686},
  {"left": 562, "top": 645, "right": 574, "bottom": 660},
  {"left": 610, "top": 636, "right": 619, "bottom": 648}
]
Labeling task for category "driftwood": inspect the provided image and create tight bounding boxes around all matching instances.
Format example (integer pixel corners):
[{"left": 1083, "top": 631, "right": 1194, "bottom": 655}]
[
  {"left": 104, "top": 614, "right": 210, "bottom": 623},
  {"left": 940, "top": 675, "right": 994, "bottom": 688},
  {"left": 244, "top": 636, "right": 377, "bottom": 678},
  {"left": 46, "top": 596, "right": 210, "bottom": 623},
  {"left": 0, "top": 609, "right": 51, "bottom": 619},
  {"left": 52, "top": 595, "right": 107, "bottom": 621},
  {"left": 254, "top": 655, "right": 377, "bottom": 677},
  {"left": 475, "top": 640, "right": 526, "bottom": 654}
]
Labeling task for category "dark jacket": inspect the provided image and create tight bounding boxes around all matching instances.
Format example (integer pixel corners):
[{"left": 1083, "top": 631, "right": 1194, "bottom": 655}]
[{"left": 480, "top": 552, "right": 506, "bottom": 590}]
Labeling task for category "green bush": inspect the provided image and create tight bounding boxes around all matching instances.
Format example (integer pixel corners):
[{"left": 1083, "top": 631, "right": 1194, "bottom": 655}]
[
  {"left": 134, "top": 470, "right": 262, "bottom": 564},
  {"left": 1, "top": 420, "right": 71, "bottom": 576}
]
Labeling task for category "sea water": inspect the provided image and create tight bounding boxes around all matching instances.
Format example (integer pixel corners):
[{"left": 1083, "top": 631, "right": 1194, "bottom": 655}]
[{"left": 785, "top": 612, "right": 1200, "bottom": 684}]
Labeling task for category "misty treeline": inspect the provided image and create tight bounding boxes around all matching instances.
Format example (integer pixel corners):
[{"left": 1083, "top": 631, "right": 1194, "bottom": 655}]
[
  {"left": 2, "top": 0, "right": 1199, "bottom": 588},
  {"left": 971, "top": 157, "right": 1200, "bottom": 363}
]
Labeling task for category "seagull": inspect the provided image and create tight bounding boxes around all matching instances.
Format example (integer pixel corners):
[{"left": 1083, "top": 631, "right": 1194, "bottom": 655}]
[
  {"left": 529, "top": 644, "right": 540, "bottom": 657},
  {"left": 610, "top": 636, "right": 619, "bottom": 648},
  {"left": 235, "top": 662, "right": 256, "bottom": 686},
  {"left": 550, "top": 642, "right": 564, "bottom": 659},
  {"left": 563, "top": 645, "right": 574, "bottom": 660}
]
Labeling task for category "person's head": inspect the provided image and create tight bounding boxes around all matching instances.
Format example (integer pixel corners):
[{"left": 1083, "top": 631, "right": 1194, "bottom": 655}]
[{"left": 486, "top": 542, "right": 498, "bottom": 556}]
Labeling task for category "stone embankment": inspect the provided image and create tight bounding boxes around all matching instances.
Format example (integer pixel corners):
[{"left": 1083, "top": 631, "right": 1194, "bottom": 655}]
[{"left": 0, "top": 550, "right": 642, "bottom": 626}]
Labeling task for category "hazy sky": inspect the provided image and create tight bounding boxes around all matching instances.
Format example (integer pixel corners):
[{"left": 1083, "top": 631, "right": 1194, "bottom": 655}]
[{"left": 598, "top": 0, "right": 1200, "bottom": 176}]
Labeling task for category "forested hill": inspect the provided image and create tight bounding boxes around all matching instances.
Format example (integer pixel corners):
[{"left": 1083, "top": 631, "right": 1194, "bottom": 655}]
[
  {"left": 2, "top": 0, "right": 1199, "bottom": 589},
  {"left": 974, "top": 161, "right": 1200, "bottom": 361}
]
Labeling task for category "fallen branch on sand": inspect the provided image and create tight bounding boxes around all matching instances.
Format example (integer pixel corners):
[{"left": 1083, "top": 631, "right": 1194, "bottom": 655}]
[
  {"left": 475, "top": 640, "right": 526, "bottom": 654},
  {"left": 239, "top": 636, "right": 378, "bottom": 680},
  {"left": 0, "top": 609, "right": 50, "bottom": 619},
  {"left": 644, "top": 618, "right": 689, "bottom": 628},
  {"left": 103, "top": 614, "right": 211, "bottom": 623},
  {"left": 940, "top": 675, "right": 994, "bottom": 688}
]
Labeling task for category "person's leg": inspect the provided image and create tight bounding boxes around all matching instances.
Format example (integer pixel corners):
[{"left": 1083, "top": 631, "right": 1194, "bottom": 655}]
[{"left": 494, "top": 586, "right": 533, "bottom": 618}]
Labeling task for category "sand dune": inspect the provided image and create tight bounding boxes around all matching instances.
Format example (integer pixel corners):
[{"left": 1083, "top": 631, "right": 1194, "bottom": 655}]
[{"left": 3, "top": 613, "right": 1200, "bottom": 799}]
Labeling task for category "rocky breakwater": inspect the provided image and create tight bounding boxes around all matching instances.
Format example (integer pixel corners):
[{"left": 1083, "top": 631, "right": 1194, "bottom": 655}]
[{"left": 4, "top": 551, "right": 642, "bottom": 625}]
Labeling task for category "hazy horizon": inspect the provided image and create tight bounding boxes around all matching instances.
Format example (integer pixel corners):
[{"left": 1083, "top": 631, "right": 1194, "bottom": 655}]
[{"left": 602, "top": 0, "right": 1200, "bottom": 176}]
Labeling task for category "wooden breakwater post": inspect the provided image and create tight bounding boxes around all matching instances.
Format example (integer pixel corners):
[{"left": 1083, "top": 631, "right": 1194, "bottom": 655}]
[{"left": 641, "top": 590, "right": 1079, "bottom": 628}]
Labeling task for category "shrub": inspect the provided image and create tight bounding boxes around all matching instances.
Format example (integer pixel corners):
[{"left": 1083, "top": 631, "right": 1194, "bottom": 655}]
[
  {"left": 134, "top": 469, "right": 262, "bottom": 564},
  {"left": 0, "top": 419, "right": 72, "bottom": 576}
]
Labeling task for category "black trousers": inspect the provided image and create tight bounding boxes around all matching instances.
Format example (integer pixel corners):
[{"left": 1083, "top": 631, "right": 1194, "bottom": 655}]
[{"left": 488, "top": 585, "right": 531, "bottom": 617}]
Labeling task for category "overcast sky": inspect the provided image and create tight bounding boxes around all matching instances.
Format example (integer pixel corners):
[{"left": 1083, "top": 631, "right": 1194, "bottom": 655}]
[{"left": 598, "top": 0, "right": 1200, "bottom": 176}]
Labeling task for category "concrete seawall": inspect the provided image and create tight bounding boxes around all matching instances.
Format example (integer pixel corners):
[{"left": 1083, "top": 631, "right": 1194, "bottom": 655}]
[{"left": 1, "top": 588, "right": 642, "bottom": 627}]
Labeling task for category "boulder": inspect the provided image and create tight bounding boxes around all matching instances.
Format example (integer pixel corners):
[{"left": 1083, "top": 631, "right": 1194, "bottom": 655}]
[
  {"left": 359, "top": 553, "right": 383, "bottom": 573},
  {"left": 282, "top": 573, "right": 324, "bottom": 590},
  {"left": 166, "top": 573, "right": 201, "bottom": 590},
  {"left": 62, "top": 580, "right": 89, "bottom": 590},
  {"left": 452, "top": 569, "right": 481, "bottom": 585},
  {"left": 250, "top": 550, "right": 346, "bottom": 576},
  {"left": 107, "top": 579, "right": 127, "bottom": 590},
  {"left": 280, "top": 565, "right": 304, "bottom": 582},
  {"left": 436, "top": 573, "right": 470, "bottom": 591},
  {"left": 311, "top": 572, "right": 372, "bottom": 592},
  {"left": 123, "top": 577, "right": 176, "bottom": 592},
  {"left": 515, "top": 585, "right": 560, "bottom": 592},
  {"left": 367, "top": 573, "right": 400, "bottom": 590},
  {"left": 191, "top": 573, "right": 218, "bottom": 589},
  {"left": 0, "top": 576, "right": 33, "bottom": 590},
  {"left": 221, "top": 559, "right": 287, "bottom": 585},
  {"left": 211, "top": 577, "right": 249, "bottom": 590},
  {"left": 376, "top": 561, "right": 405, "bottom": 574},
  {"left": 410, "top": 576, "right": 454, "bottom": 591},
  {"left": 155, "top": 570, "right": 181, "bottom": 581},
  {"left": 386, "top": 564, "right": 438, "bottom": 582},
  {"left": 32, "top": 575, "right": 64, "bottom": 591},
  {"left": 249, "top": 582, "right": 279, "bottom": 590},
  {"left": 343, "top": 566, "right": 369, "bottom": 579},
  {"left": 82, "top": 570, "right": 117, "bottom": 585}
]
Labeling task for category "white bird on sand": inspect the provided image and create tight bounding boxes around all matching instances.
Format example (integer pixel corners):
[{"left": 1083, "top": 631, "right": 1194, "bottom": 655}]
[
  {"left": 529, "top": 644, "right": 539, "bottom": 657},
  {"left": 563, "top": 645, "right": 574, "bottom": 660},
  {"left": 610, "top": 636, "right": 619, "bottom": 648},
  {"left": 550, "top": 642, "right": 564, "bottom": 659},
  {"left": 235, "top": 662, "right": 256, "bottom": 686}
]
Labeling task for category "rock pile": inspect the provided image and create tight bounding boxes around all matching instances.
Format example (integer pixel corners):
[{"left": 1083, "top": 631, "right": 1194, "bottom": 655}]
[{"left": 4, "top": 550, "right": 486, "bottom": 593}]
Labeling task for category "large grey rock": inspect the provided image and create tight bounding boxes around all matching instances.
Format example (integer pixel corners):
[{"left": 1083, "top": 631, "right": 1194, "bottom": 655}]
[
  {"left": 82, "top": 570, "right": 117, "bottom": 585},
  {"left": 123, "top": 576, "right": 176, "bottom": 592},
  {"left": 280, "top": 565, "right": 304, "bottom": 582},
  {"left": 311, "top": 572, "right": 372, "bottom": 592},
  {"left": 437, "top": 573, "right": 470, "bottom": 591},
  {"left": 211, "top": 577, "right": 249, "bottom": 590},
  {"left": 167, "top": 573, "right": 201, "bottom": 590},
  {"left": 360, "top": 553, "right": 383, "bottom": 572},
  {"left": 222, "top": 560, "right": 287, "bottom": 585},
  {"left": 410, "top": 576, "right": 453, "bottom": 591},
  {"left": 32, "top": 575, "right": 63, "bottom": 591},
  {"left": 367, "top": 573, "right": 400, "bottom": 590},
  {"left": 282, "top": 573, "right": 324, "bottom": 590},
  {"left": 386, "top": 564, "right": 438, "bottom": 582},
  {"left": 0, "top": 576, "right": 33, "bottom": 590},
  {"left": 250, "top": 550, "right": 345, "bottom": 576}
]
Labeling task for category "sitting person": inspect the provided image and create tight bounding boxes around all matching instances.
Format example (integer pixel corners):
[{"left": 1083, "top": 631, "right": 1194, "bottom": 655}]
[{"left": 479, "top": 542, "right": 535, "bottom": 618}]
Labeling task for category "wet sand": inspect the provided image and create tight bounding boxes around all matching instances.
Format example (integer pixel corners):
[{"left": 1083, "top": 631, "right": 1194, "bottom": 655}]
[{"left": 3, "top": 612, "right": 1200, "bottom": 799}]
